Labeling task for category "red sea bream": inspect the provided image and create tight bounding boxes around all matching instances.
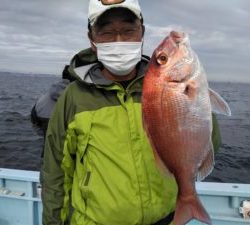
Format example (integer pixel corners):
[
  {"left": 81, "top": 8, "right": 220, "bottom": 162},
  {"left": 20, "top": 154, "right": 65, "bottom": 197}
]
[{"left": 142, "top": 31, "right": 231, "bottom": 225}]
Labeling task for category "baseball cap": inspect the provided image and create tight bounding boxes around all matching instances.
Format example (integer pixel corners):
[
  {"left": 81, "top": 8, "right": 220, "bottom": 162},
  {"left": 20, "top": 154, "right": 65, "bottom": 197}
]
[{"left": 88, "top": 0, "right": 142, "bottom": 26}]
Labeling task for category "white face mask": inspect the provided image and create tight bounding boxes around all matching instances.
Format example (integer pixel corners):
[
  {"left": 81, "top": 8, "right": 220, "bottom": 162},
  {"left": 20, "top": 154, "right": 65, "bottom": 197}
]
[{"left": 94, "top": 41, "right": 143, "bottom": 76}]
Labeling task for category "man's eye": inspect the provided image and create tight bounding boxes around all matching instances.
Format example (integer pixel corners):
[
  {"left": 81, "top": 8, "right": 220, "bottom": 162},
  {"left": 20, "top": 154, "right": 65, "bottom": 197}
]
[
  {"left": 100, "top": 31, "right": 114, "bottom": 36},
  {"left": 124, "top": 29, "right": 135, "bottom": 35}
]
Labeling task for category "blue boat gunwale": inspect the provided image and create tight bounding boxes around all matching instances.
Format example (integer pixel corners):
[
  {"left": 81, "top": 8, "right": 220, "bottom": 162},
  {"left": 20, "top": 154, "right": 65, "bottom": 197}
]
[
  {"left": 1, "top": 168, "right": 249, "bottom": 197},
  {"left": 1, "top": 168, "right": 250, "bottom": 225},
  {"left": 195, "top": 182, "right": 250, "bottom": 197},
  {"left": 0, "top": 168, "right": 39, "bottom": 182}
]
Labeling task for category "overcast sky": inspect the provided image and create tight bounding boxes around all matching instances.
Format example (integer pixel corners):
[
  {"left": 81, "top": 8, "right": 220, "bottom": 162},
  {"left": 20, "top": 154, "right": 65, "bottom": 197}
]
[{"left": 0, "top": 0, "right": 249, "bottom": 82}]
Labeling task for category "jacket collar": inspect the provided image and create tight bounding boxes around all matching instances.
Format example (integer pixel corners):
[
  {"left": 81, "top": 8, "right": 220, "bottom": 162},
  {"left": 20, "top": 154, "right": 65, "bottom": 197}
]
[{"left": 73, "top": 56, "right": 149, "bottom": 86}]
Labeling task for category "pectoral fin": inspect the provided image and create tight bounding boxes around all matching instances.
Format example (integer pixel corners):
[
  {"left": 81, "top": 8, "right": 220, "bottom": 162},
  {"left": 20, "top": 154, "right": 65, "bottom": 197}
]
[
  {"left": 197, "top": 141, "right": 215, "bottom": 181},
  {"left": 209, "top": 88, "right": 231, "bottom": 116}
]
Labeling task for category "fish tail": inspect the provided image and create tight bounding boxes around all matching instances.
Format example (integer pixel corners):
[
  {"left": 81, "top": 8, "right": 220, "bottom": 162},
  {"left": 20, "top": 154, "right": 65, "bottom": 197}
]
[{"left": 173, "top": 195, "right": 211, "bottom": 225}]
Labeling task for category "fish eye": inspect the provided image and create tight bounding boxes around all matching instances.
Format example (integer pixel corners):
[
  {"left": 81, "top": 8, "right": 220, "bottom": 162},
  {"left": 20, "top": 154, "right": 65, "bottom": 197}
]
[{"left": 156, "top": 53, "right": 168, "bottom": 65}]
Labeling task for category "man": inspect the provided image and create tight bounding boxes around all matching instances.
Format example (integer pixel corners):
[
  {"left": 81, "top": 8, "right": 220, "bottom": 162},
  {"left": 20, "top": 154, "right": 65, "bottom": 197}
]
[{"left": 41, "top": 0, "right": 222, "bottom": 225}]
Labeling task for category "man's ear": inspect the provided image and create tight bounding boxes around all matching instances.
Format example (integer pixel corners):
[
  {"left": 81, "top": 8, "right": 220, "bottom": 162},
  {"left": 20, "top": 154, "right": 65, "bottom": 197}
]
[{"left": 88, "top": 31, "right": 97, "bottom": 52}]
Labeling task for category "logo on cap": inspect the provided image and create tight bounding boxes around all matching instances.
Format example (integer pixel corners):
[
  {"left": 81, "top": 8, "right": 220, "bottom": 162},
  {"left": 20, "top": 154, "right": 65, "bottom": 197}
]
[{"left": 99, "top": 0, "right": 125, "bottom": 5}]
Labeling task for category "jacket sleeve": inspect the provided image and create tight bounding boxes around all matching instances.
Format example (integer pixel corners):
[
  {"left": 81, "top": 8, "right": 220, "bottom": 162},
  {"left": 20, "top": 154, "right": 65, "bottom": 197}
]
[
  {"left": 211, "top": 113, "right": 222, "bottom": 153},
  {"left": 41, "top": 87, "right": 76, "bottom": 225}
]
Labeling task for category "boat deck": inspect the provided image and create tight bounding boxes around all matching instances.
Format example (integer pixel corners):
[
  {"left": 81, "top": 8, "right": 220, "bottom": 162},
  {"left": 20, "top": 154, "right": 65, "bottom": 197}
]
[{"left": 0, "top": 168, "right": 250, "bottom": 225}]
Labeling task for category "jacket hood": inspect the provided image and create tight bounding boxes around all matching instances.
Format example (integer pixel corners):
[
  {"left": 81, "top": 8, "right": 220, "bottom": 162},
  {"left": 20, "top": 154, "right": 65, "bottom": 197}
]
[{"left": 67, "top": 48, "right": 98, "bottom": 84}]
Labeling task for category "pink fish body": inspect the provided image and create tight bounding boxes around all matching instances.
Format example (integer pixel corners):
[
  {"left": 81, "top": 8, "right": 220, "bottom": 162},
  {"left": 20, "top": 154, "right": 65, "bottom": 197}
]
[{"left": 142, "top": 31, "right": 231, "bottom": 225}]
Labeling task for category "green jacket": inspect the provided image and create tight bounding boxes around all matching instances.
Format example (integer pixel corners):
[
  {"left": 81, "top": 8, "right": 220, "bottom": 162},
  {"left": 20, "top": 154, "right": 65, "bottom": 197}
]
[{"left": 41, "top": 48, "right": 221, "bottom": 225}]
